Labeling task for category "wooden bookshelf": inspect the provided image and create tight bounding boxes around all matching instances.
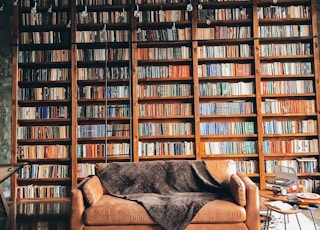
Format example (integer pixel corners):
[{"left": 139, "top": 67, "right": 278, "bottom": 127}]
[{"left": 11, "top": 0, "right": 320, "bottom": 201}]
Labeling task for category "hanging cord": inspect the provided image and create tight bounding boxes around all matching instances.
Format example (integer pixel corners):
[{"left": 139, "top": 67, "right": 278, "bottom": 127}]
[
  {"left": 129, "top": 35, "right": 133, "bottom": 162},
  {"left": 104, "top": 25, "right": 108, "bottom": 163}
]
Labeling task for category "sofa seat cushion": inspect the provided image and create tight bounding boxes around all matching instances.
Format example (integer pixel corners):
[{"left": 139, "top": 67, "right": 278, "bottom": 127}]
[
  {"left": 192, "top": 199, "right": 246, "bottom": 223},
  {"left": 84, "top": 195, "right": 246, "bottom": 226},
  {"left": 84, "top": 195, "right": 156, "bottom": 226}
]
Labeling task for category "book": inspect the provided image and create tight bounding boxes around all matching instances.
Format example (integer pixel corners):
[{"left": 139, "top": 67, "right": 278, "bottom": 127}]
[{"left": 266, "top": 201, "right": 294, "bottom": 211}]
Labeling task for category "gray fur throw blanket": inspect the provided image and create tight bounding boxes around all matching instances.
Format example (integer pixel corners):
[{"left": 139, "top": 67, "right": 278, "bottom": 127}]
[{"left": 97, "top": 160, "right": 230, "bottom": 230}]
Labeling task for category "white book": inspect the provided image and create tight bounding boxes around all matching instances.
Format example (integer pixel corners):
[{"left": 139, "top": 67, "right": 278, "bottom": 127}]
[{"left": 266, "top": 201, "right": 294, "bottom": 211}]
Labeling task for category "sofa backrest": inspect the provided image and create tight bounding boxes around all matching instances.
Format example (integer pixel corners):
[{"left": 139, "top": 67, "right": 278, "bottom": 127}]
[
  {"left": 95, "top": 160, "right": 236, "bottom": 187},
  {"left": 204, "top": 160, "right": 236, "bottom": 185}
]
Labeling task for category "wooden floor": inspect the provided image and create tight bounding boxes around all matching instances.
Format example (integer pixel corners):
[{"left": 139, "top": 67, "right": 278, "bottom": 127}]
[{"left": 0, "top": 201, "right": 70, "bottom": 230}]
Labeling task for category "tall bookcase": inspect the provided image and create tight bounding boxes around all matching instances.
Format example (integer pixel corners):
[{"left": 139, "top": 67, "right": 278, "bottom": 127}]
[{"left": 11, "top": 0, "right": 320, "bottom": 201}]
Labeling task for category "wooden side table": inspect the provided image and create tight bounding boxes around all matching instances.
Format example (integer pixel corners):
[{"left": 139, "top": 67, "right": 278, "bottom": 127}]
[
  {"left": 263, "top": 201, "right": 302, "bottom": 230},
  {"left": 260, "top": 189, "right": 320, "bottom": 230}
]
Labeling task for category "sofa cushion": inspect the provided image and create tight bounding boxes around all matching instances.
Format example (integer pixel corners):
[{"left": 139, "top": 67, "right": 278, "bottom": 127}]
[
  {"left": 82, "top": 176, "right": 103, "bottom": 206},
  {"left": 83, "top": 195, "right": 246, "bottom": 225}
]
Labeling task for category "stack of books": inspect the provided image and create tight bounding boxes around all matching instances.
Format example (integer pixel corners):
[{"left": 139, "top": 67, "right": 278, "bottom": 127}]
[{"left": 265, "top": 179, "right": 300, "bottom": 193}]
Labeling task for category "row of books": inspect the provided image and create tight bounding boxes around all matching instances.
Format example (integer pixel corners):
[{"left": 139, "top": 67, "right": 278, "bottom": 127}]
[
  {"left": 78, "top": 85, "right": 129, "bottom": 99},
  {"left": 139, "top": 103, "right": 192, "bottom": 117},
  {"left": 197, "top": 7, "right": 250, "bottom": 21},
  {"left": 138, "top": 122, "right": 193, "bottom": 136},
  {"left": 78, "top": 124, "right": 130, "bottom": 138},
  {"left": 17, "top": 100, "right": 315, "bottom": 119},
  {"left": 18, "top": 50, "right": 70, "bottom": 63},
  {"left": 76, "top": 30, "right": 129, "bottom": 43},
  {"left": 19, "top": 164, "right": 69, "bottom": 179},
  {"left": 137, "top": 28, "right": 191, "bottom": 42},
  {"left": 258, "top": 5, "right": 310, "bottom": 19},
  {"left": 21, "top": 0, "right": 69, "bottom": 7},
  {"left": 261, "top": 80, "right": 314, "bottom": 95},
  {"left": 18, "top": 87, "right": 69, "bottom": 100},
  {"left": 20, "top": 27, "right": 312, "bottom": 46},
  {"left": 236, "top": 160, "right": 258, "bottom": 174},
  {"left": 296, "top": 158, "right": 318, "bottom": 173},
  {"left": 198, "top": 44, "right": 251, "bottom": 58},
  {"left": 263, "top": 139, "right": 318, "bottom": 154},
  {"left": 78, "top": 67, "right": 129, "bottom": 80},
  {"left": 259, "top": 25, "right": 311, "bottom": 38},
  {"left": 198, "top": 63, "right": 252, "bottom": 77},
  {"left": 136, "top": 0, "right": 181, "bottom": 3},
  {"left": 137, "top": 46, "right": 191, "bottom": 60},
  {"left": 299, "top": 178, "right": 320, "bottom": 193},
  {"left": 200, "top": 121, "right": 255, "bottom": 135},
  {"left": 76, "top": 0, "right": 127, "bottom": 5},
  {"left": 138, "top": 141, "right": 194, "bottom": 156},
  {"left": 18, "top": 145, "right": 69, "bottom": 159},
  {"left": 138, "top": 10, "right": 189, "bottom": 23},
  {"left": 19, "top": 68, "right": 70, "bottom": 81},
  {"left": 78, "top": 104, "right": 130, "bottom": 118},
  {"left": 77, "top": 163, "right": 96, "bottom": 178},
  {"left": 77, "top": 48, "right": 129, "bottom": 61},
  {"left": 138, "top": 84, "right": 191, "bottom": 97},
  {"left": 199, "top": 82, "right": 254, "bottom": 96},
  {"left": 261, "top": 99, "right": 315, "bottom": 114},
  {"left": 17, "top": 126, "right": 70, "bottom": 139},
  {"left": 77, "top": 143, "right": 130, "bottom": 157},
  {"left": 19, "top": 78, "right": 313, "bottom": 99},
  {"left": 20, "top": 31, "right": 71, "bottom": 45},
  {"left": 197, "top": 26, "right": 251, "bottom": 40},
  {"left": 260, "top": 62, "right": 312, "bottom": 75},
  {"left": 138, "top": 65, "right": 190, "bottom": 79},
  {"left": 260, "top": 42, "right": 311, "bottom": 56},
  {"left": 21, "top": 12, "right": 70, "bottom": 26},
  {"left": 199, "top": 101, "right": 254, "bottom": 115},
  {"left": 263, "top": 120, "right": 317, "bottom": 134},
  {"left": 77, "top": 11, "right": 129, "bottom": 24},
  {"left": 265, "top": 158, "right": 318, "bottom": 173},
  {"left": 204, "top": 141, "right": 256, "bottom": 155},
  {"left": 18, "top": 106, "right": 69, "bottom": 119},
  {"left": 16, "top": 185, "right": 69, "bottom": 199}
]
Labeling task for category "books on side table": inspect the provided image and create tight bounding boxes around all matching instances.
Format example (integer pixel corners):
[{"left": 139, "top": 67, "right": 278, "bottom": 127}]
[{"left": 266, "top": 201, "right": 295, "bottom": 211}]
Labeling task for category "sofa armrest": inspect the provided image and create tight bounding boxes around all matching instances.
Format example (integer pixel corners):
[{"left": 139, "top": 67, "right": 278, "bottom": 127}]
[
  {"left": 237, "top": 172, "right": 260, "bottom": 230},
  {"left": 70, "top": 177, "right": 90, "bottom": 230},
  {"left": 229, "top": 174, "right": 246, "bottom": 207},
  {"left": 70, "top": 188, "right": 85, "bottom": 230}
]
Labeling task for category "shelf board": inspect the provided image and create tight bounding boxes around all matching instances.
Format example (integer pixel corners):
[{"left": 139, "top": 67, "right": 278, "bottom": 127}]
[
  {"left": 263, "top": 133, "right": 318, "bottom": 138},
  {"left": 17, "top": 158, "right": 71, "bottom": 163},
  {"left": 264, "top": 152, "right": 319, "bottom": 157},
  {"left": 18, "top": 118, "right": 71, "bottom": 125}
]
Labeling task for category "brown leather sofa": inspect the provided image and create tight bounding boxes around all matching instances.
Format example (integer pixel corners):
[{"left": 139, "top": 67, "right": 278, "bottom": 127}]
[{"left": 71, "top": 160, "right": 260, "bottom": 230}]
